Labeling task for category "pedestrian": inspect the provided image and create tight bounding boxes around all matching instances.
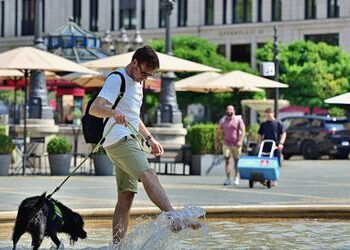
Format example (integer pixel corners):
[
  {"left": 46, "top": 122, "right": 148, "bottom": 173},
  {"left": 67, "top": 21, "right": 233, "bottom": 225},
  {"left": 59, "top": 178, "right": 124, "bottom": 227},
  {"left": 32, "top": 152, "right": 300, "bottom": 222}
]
[
  {"left": 89, "top": 45, "right": 200, "bottom": 244},
  {"left": 258, "top": 108, "right": 287, "bottom": 167},
  {"left": 216, "top": 105, "right": 246, "bottom": 186}
]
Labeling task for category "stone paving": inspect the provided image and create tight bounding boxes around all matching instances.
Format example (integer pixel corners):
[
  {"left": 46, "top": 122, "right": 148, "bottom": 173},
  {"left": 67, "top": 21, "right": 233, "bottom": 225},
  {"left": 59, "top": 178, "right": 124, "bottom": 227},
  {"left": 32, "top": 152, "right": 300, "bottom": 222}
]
[{"left": 0, "top": 158, "right": 349, "bottom": 212}]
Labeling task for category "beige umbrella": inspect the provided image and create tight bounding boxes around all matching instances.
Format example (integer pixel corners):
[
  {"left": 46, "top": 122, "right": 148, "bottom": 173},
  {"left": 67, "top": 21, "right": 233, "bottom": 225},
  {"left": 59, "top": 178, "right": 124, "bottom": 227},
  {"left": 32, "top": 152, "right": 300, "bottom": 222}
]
[
  {"left": 175, "top": 72, "right": 264, "bottom": 93},
  {"left": 64, "top": 71, "right": 161, "bottom": 92},
  {"left": 62, "top": 72, "right": 105, "bottom": 88},
  {"left": 175, "top": 72, "right": 230, "bottom": 93},
  {"left": 210, "top": 70, "right": 289, "bottom": 89},
  {"left": 0, "top": 69, "right": 60, "bottom": 80},
  {"left": 0, "top": 47, "right": 97, "bottom": 74},
  {"left": 0, "top": 46, "right": 98, "bottom": 175},
  {"left": 0, "top": 69, "right": 23, "bottom": 79},
  {"left": 238, "top": 86, "right": 264, "bottom": 92},
  {"left": 82, "top": 51, "right": 220, "bottom": 72},
  {"left": 325, "top": 92, "right": 350, "bottom": 105}
]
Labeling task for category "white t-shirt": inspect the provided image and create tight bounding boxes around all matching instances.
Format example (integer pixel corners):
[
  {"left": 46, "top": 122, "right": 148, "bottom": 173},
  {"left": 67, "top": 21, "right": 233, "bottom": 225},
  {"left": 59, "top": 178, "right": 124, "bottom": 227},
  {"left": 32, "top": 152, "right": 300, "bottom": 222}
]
[{"left": 98, "top": 68, "right": 143, "bottom": 147}]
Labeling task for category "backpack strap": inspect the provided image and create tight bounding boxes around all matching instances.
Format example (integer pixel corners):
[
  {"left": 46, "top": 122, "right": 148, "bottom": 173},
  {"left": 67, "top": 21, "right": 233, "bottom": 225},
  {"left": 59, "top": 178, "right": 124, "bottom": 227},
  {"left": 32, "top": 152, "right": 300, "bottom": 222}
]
[{"left": 100, "top": 71, "right": 126, "bottom": 144}]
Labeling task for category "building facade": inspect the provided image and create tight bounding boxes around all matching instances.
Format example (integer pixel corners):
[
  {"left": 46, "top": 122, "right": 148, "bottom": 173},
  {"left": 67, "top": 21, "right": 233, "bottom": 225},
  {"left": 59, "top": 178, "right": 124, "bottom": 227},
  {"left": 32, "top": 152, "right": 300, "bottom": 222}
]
[{"left": 0, "top": 0, "right": 349, "bottom": 68}]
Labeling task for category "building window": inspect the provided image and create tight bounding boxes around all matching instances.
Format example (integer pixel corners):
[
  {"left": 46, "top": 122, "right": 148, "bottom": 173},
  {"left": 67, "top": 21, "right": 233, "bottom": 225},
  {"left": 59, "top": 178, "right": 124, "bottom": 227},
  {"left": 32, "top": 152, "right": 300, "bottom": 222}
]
[
  {"left": 205, "top": 0, "right": 214, "bottom": 25},
  {"left": 90, "top": 0, "right": 98, "bottom": 31},
  {"left": 257, "top": 0, "right": 262, "bottom": 22},
  {"left": 272, "top": 0, "right": 281, "bottom": 21},
  {"left": 231, "top": 44, "right": 251, "bottom": 64},
  {"left": 327, "top": 0, "right": 339, "bottom": 18},
  {"left": 111, "top": 0, "right": 115, "bottom": 30},
  {"left": 42, "top": 0, "right": 45, "bottom": 32},
  {"left": 120, "top": 0, "right": 136, "bottom": 29},
  {"left": 177, "top": 0, "right": 187, "bottom": 27},
  {"left": 159, "top": 1, "right": 165, "bottom": 28},
  {"left": 305, "top": 0, "right": 316, "bottom": 19},
  {"left": 1, "top": 1, "right": 4, "bottom": 37},
  {"left": 22, "top": 0, "right": 35, "bottom": 36},
  {"left": 232, "top": 0, "right": 252, "bottom": 24},
  {"left": 141, "top": 0, "right": 145, "bottom": 29},
  {"left": 73, "top": 0, "right": 81, "bottom": 25},
  {"left": 223, "top": 0, "right": 227, "bottom": 24},
  {"left": 15, "top": 0, "right": 18, "bottom": 36},
  {"left": 304, "top": 33, "right": 339, "bottom": 46}
]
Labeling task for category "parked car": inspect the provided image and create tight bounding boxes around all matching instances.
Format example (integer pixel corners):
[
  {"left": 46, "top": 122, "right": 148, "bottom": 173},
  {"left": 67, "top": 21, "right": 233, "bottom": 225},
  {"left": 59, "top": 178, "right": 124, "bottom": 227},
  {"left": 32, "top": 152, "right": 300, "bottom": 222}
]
[{"left": 281, "top": 115, "right": 350, "bottom": 160}]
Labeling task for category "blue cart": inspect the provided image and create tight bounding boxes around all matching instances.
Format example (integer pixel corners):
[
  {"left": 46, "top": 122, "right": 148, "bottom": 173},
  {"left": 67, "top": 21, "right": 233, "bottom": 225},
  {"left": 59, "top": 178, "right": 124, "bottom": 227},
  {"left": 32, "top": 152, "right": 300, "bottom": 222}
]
[{"left": 238, "top": 140, "right": 280, "bottom": 188}]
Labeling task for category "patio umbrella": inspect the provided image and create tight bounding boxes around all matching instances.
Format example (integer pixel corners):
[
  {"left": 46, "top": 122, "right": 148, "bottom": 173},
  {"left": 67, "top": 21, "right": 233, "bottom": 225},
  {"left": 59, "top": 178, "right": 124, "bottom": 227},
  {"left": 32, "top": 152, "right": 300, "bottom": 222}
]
[
  {"left": 325, "top": 92, "right": 350, "bottom": 105},
  {"left": 82, "top": 51, "right": 220, "bottom": 72},
  {"left": 0, "top": 46, "right": 98, "bottom": 175},
  {"left": 175, "top": 72, "right": 230, "bottom": 93},
  {"left": 175, "top": 72, "right": 264, "bottom": 93},
  {"left": 64, "top": 71, "right": 162, "bottom": 92},
  {"left": 0, "top": 69, "right": 23, "bottom": 79},
  {"left": 210, "top": 70, "right": 289, "bottom": 89}
]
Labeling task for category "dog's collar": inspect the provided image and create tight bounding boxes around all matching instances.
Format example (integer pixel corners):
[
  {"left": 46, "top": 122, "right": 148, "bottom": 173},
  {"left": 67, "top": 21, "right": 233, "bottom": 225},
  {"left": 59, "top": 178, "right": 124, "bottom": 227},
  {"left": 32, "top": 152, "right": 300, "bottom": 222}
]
[{"left": 50, "top": 200, "right": 64, "bottom": 225}]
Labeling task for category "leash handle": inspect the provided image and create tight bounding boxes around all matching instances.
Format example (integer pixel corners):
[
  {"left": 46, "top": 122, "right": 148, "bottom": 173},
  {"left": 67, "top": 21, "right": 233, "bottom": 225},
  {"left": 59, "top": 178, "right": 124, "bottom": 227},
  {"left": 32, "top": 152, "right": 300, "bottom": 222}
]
[
  {"left": 126, "top": 121, "right": 152, "bottom": 153},
  {"left": 47, "top": 122, "right": 117, "bottom": 199}
]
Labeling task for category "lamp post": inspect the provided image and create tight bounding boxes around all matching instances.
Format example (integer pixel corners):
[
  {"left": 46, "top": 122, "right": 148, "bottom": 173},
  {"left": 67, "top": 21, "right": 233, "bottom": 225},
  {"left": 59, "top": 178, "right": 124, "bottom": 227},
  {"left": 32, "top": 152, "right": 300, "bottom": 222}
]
[
  {"left": 114, "top": 28, "right": 144, "bottom": 54},
  {"left": 273, "top": 26, "right": 280, "bottom": 118},
  {"left": 157, "top": 0, "right": 182, "bottom": 125},
  {"left": 30, "top": 0, "right": 53, "bottom": 120}
]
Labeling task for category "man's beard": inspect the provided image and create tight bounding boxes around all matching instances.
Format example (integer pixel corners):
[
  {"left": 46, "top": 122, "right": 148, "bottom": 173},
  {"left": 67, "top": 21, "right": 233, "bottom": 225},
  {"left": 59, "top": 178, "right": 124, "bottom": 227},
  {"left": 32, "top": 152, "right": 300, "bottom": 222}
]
[{"left": 226, "top": 112, "right": 233, "bottom": 117}]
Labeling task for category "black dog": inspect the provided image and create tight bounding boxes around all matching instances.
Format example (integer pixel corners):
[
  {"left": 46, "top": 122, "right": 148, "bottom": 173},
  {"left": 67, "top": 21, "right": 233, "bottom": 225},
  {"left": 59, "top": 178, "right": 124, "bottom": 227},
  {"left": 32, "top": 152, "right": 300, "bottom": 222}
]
[{"left": 12, "top": 193, "right": 87, "bottom": 250}]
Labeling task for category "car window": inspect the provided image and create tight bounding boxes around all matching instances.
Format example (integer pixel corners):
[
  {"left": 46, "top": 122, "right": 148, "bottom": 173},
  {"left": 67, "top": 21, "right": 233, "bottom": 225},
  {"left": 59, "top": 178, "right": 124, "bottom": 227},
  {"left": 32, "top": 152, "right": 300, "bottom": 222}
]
[
  {"left": 282, "top": 119, "right": 291, "bottom": 129},
  {"left": 289, "top": 118, "right": 309, "bottom": 129},
  {"left": 325, "top": 121, "right": 350, "bottom": 131},
  {"left": 309, "top": 119, "right": 323, "bottom": 128}
]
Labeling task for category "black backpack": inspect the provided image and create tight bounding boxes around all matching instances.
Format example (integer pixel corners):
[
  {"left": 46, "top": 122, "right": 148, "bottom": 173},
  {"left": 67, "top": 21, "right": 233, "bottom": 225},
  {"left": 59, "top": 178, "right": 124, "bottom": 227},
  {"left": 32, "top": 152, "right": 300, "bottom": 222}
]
[{"left": 82, "top": 71, "right": 126, "bottom": 144}]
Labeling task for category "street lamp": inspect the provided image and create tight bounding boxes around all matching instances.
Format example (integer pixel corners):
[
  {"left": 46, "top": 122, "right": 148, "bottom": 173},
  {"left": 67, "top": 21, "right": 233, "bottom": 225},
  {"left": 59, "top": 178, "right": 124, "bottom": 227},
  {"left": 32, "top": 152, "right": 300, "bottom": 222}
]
[
  {"left": 157, "top": 0, "right": 182, "bottom": 125},
  {"left": 273, "top": 26, "right": 280, "bottom": 118},
  {"left": 114, "top": 28, "right": 144, "bottom": 54}
]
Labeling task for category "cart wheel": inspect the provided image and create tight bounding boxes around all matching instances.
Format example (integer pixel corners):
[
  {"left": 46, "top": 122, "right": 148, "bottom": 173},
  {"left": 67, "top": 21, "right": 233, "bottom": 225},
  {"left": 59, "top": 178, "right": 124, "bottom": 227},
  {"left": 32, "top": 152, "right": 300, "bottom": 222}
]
[
  {"left": 266, "top": 181, "right": 271, "bottom": 189},
  {"left": 249, "top": 180, "right": 254, "bottom": 188}
]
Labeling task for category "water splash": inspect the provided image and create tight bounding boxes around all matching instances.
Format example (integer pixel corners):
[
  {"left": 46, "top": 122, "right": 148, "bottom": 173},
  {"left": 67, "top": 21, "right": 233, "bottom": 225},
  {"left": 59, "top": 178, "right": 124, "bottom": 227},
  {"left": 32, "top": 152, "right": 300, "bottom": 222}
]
[{"left": 114, "top": 205, "right": 208, "bottom": 250}]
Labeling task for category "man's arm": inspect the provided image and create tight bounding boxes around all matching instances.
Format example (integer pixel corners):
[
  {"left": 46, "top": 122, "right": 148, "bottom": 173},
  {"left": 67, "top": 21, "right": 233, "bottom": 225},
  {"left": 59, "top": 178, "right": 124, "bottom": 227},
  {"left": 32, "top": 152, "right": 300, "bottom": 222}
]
[
  {"left": 89, "top": 97, "right": 126, "bottom": 125},
  {"left": 238, "top": 120, "right": 246, "bottom": 146},
  {"left": 215, "top": 125, "right": 223, "bottom": 151},
  {"left": 139, "top": 118, "right": 164, "bottom": 156},
  {"left": 278, "top": 131, "right": 287, "bottom": 150}
]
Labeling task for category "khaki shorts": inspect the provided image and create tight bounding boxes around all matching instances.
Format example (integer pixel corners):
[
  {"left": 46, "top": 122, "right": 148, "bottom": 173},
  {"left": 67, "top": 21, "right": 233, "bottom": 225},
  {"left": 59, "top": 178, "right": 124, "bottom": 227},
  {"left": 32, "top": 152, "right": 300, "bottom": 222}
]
[
  {"left": 222, "top": 144, "right": 242, "bottom": 160},
  {"left": 104, "top": 136, "right": 150, "bottom": 193}
]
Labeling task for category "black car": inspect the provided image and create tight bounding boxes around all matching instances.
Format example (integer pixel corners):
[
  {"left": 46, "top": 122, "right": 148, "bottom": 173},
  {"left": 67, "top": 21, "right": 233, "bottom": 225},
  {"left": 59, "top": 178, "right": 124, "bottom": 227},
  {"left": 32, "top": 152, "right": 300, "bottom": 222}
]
[{"left": 281, "top": 115, "right": 350, "bottom": 159}]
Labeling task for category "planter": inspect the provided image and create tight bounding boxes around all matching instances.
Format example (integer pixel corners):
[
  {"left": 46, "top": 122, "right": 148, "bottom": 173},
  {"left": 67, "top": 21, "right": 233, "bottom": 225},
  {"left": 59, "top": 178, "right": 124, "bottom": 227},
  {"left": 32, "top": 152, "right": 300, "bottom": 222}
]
[
  {"left": 191, "top": 154, "right": 226, "bottom": 176},
  {"left": 92, "top": 154, "right": 114, "bottom": 176},
  {"left": 0, "top": 155, "right": 12, "bottom": 176},
  {"left": 48, "top": 154, "right": 72, "bottom": 176}
]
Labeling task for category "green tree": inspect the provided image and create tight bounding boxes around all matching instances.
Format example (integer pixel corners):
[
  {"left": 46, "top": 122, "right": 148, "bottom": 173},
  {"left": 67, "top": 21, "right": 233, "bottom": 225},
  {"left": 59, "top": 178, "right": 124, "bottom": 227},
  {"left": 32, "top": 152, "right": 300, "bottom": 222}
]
[
  {"left": 256, "top": 41, "right": 350, "bottom": 110},
  {"left": 148, "top": 36, "right": 263, "bottom": 122}
]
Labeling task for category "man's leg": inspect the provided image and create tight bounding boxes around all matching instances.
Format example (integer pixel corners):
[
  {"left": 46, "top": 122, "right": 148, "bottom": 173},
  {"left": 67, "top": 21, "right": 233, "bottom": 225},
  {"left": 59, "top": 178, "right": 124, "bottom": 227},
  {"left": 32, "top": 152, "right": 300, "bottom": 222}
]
[
  {"left": 140, "top": 169, "right": 173, "bottom": 211},
  {"left": 222, "top": 145, "right": 231, "bottom": 185},
  {"left": 232, "top": 146, "right": 242, "bottom": 185},
  {"left": 139, "top": 169, "right": 201, "bottom": 231},
  {"left": 225, "top": 157, "right": 231, "bottom": 179},
  {"left": 113, "top": 191, "right": 135, "bottom": 243}
]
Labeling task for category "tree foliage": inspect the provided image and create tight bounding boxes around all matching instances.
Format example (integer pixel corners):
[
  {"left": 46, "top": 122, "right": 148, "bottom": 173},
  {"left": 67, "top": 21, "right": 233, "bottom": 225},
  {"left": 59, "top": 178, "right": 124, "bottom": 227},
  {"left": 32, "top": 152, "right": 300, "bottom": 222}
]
[
  {"left": 256, "top": 41, "right": 350, "bottom": 109},
  {"left": 148, "top": 36, "right": 262, "bottom": 122}
]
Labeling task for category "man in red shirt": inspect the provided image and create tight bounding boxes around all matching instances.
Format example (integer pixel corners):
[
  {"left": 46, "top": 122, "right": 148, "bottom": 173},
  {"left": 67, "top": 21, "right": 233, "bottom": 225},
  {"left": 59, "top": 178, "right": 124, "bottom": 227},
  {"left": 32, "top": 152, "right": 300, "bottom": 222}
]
[{"left": 216, "top": 105, "right": 246, "bottom": 185}]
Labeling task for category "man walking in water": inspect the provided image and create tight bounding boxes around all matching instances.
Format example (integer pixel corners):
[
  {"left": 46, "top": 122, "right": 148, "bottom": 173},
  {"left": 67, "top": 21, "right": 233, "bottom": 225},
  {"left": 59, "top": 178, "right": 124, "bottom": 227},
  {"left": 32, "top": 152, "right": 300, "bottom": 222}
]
[
  {"left": 89, "top": 46, "right": 200, "bottom": 243},
  {"left": 216, "top": 105, "right": 246, "bottom": 186}
]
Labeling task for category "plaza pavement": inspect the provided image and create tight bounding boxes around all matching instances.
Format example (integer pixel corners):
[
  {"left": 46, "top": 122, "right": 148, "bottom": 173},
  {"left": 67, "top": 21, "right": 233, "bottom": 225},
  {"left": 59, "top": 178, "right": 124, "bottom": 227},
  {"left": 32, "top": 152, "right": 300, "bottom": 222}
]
[{"left": 0, "top": 158, "right": 349, "bottom": 213}]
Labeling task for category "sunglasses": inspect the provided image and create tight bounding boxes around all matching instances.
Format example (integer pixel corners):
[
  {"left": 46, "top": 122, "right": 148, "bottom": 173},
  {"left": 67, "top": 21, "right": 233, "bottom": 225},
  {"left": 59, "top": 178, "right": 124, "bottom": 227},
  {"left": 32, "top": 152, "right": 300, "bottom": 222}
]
[{"left": 137, "top": 61, "right": 156, "bottom": 77}]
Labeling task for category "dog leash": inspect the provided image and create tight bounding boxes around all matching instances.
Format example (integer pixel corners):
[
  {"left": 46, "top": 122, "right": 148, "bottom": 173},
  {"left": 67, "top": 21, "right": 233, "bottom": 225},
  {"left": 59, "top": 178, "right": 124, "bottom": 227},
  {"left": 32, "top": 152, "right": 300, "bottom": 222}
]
[
  {"left": 46, "top": 122, "right": 117, "bottom": 199},
  {"left": 125, "top": 121, "right": 152, "bottom": 153},
  {"left": 46, "top": 121, "right": 152, "bottom": 199}
]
